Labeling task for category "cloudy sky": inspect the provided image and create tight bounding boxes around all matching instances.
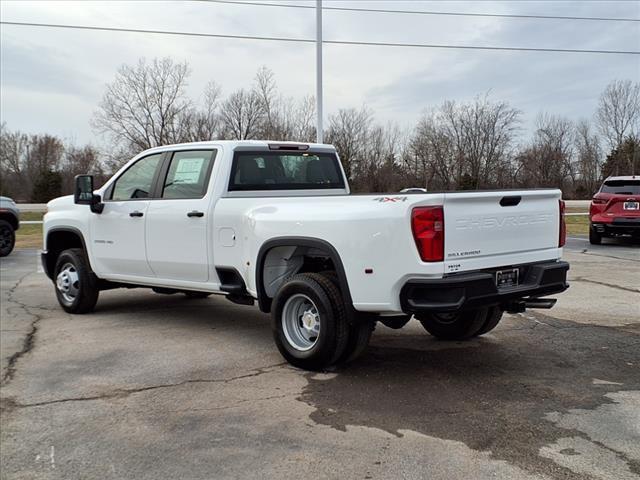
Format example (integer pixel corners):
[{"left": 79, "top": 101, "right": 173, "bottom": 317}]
[{"left": 1, "top": 0, "right": 639, "bottom": 147}]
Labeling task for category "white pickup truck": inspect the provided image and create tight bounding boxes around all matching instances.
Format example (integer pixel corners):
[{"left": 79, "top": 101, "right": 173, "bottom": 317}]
[{"left": 42, "top": 141, "right": 569, "bottom": 370}]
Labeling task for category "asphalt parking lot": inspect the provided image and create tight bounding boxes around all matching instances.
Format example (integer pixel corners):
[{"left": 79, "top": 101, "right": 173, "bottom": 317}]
[{"left": 1, "top": 238, "right": 638, "bottom": 480}]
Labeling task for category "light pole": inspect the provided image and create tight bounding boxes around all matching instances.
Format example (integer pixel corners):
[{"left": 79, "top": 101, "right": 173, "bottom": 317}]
[{"left": 316, "top": 0, "right": 323, "bottom": 144}]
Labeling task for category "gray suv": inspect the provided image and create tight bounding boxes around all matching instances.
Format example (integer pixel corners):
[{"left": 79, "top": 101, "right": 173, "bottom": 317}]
[{"left": 0, "top": 196, "right": 19, "bottom": 257}]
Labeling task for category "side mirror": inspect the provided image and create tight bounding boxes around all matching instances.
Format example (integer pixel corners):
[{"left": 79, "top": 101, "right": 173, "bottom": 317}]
[
  {"left": 74, "top": 175, "right": 94, "bottom": 204},
  {"left": 74, "top": 175, "right": 104, "bottom": 213}
]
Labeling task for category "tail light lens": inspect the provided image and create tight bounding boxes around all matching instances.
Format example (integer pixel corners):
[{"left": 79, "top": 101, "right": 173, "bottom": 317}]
[
  {"left": 592, "top": 198, "right": 606, "bottom": 205},
  {"left": 411, "top": 206, "right": 444, "bottom": 262},
  {"left": 558, "top": 200, "right": 566, "bottom": 247}
]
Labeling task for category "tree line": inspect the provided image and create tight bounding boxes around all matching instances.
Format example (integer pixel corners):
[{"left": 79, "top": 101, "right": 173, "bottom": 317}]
[{"left": 1, "top": 57, "right": 638, "bottom": 201}]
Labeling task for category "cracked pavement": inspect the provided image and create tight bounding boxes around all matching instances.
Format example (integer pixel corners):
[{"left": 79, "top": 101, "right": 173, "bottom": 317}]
[{"left": 1, "top": 239, "right": 639, "bottom": 480}]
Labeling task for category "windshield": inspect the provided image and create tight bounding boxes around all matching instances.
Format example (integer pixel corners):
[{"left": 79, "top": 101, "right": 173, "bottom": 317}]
[
  {"left": 228, "top": 151, "right": 345, "bottom": 191},
  {"left": 600, "top": 180, "right": 640, "bottom": 195}
]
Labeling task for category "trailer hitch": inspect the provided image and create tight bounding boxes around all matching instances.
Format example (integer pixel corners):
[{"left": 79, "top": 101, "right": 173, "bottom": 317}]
[
  {"left": 504, "top": 298, "right": 557, "bottom": 314},
  {"left": 524, "top": 298, "right": 557, "bottom": 309}
]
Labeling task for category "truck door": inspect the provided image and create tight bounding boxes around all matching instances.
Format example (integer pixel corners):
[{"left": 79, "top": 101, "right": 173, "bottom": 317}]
[
  {"left": 144, "top": 149, "right": 217, "bottom": 283},
  {"left": 90, "top": 153, "right": 163, "bottom": 278}
]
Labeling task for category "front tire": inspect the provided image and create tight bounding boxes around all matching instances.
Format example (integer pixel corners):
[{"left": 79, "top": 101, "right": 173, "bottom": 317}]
[
  {"left": 272, "top": 273, "right": 349, "bottom": 371},
  {"left": 0, "top": 220, "right": 15, "bottom": 257},
  {"left": 416, "top": 308, "right": 489, "bottom": 340},
  {"left": 54, "top": 248, "right": 99, "bottom": 314},
  {"left": 589, "top": 226, "right": 602, "bottom": 245}
]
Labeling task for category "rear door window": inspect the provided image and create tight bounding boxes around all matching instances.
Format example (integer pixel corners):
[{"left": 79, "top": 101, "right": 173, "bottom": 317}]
[
  {"left": 161, "top": 150, "right": 216, "bottom": 199},
  {"left": 228, "top": 152, "right": 344, "bottom": 191}
]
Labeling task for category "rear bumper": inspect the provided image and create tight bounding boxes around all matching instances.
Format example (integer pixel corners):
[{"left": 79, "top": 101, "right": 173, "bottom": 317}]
[
  {"left": 400, "top": 260, "right": 569, "bottom": 313},
  {"left": 592, "top": 218, "right": 640, "bottom": 236}
]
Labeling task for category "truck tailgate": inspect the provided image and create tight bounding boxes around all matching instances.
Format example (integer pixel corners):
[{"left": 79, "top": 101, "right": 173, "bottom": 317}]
[{"left": 443, "top": 190, "right": 561, "bottom": 272}]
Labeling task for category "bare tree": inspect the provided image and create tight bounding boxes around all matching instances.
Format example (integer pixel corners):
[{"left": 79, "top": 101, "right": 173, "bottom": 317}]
[
  {"left": 251, "top": 66, "right": 316, "bottom": 142},
  {"left": 574, "top": 120, "right": 602, "bottom": 195},
  {"left": 0, "top": 123, "right": 27, "bottom": 178},
  {"left": 180, "top": 81, "right": 222, "bottom": 142},
  {"left": 2, "top": 133, "right": 67, "bottom": 200},
  {"left": 62, "top": 145, "right": 104, "bottom": 193},
  {"left": 515, "top": 113, "right": 575, "bottom": 190},
  {"left": 290, "top": 95, "right": 316, "bottom": 142},
  {"left": 92, "top": 57, "right": 193, "bottom": 158},
  {"left": 0, "top": 123, "right": 28, "bottom": 198},
  {"left": 219, "top": 89, "right": 265, "bottom": 140},
  {"left": 356, "top": 123, "right": 406, "bottom": 192},
  {"left": 253, "top": 66, "right": 282, "bottom": 139},
  {"left": 440, "top": 95, "right": 521, "bottom": 189},
  {"left": 326, "top": 106, "right": 372, "bottom": 180},
  {"left": 595, "top": 79, "right": 640, "bottom": 149},
  {"left": 1, "top": 123, "right": 106, "bottom": 200},
  {"left": 406, "top": 110, "right": 456, "bottom": 190},
  {"left": 27, "top": 134, "right": 64, "bottom": 175},
  {"left": 407, "top": 96, "right": 520, "bottom": 190}
]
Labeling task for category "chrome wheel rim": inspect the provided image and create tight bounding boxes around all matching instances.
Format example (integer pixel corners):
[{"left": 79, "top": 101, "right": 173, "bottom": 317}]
[
  {"left": 56, "top": 262, "right": 80, "bottom": 304},
  {"left": 282, "top": 294, "right": 321, "bottom": 351}
]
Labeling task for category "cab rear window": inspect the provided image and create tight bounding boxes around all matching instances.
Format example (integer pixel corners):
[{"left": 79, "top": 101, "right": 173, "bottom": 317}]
[
  {"left": 601, "top": 180, "right": 640, "bottom": 195},
  {"left": 228, "top": 152, "right": 345, "bottom": 191}
]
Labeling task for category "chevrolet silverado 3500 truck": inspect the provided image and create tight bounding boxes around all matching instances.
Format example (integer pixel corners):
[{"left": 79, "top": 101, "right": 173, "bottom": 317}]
[{"left": 42, "top": 141, "right": 569, "bottom": 370}]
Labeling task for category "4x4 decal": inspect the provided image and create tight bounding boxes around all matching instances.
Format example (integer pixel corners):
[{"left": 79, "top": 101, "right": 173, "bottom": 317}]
[{"left": 373, "top": 196, "right": 408, "bottom": 203}]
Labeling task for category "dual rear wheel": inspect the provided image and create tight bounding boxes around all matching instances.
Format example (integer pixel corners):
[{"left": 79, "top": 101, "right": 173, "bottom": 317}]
[{"left": 416, "top": 307, "right": 503, "bottom": 340}]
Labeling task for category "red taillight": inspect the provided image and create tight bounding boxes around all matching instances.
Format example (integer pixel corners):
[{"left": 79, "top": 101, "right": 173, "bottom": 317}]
[
  {"left": 558, "top": 200, "right": 566, "bottom": 247},
  {"left": 411, "top": 206, "right": 444, "bottom": 262},
  {"left": 592, "top": 198, "right": 607, "bottom": 205}
]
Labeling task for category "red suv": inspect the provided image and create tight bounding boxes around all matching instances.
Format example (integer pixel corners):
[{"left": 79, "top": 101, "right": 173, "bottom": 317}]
[{"left": 589, "top": 176, "right": 640, "bottom": 244}]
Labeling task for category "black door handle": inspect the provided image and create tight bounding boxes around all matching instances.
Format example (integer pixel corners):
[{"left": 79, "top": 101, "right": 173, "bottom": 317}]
[
  {"left": 187, "top": 211, "right": 204, "bottom": 218},
  {"left": 129, "top": 211, "right": 144, "bottom": 217}
]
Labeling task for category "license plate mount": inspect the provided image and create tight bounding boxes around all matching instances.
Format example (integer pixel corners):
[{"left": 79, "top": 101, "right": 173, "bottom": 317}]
[{"left": 496, "top": 268, "right": 519, "bottom": 289}]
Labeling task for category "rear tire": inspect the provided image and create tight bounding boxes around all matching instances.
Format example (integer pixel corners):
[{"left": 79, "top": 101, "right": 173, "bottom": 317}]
[
  {"left": 416, "top": 308, "right": 489, "bottom": 340},
  {"left": 339, "top": 314, "right": 375, "bottom": 364},
  {"left": 589, "top": 226, "right": 602, "bottom": 245},
  {"left": 0, "top": 220, "right": 15, "bottom": 257},
  {"left": 54, "top": 248, "right": 99, "bottom": 314},
  {"left": 272, "top": 273, "right": 349, "bottom": 371},
  {"left": 319, "top": 271, "right": 374, "bottom": 364},
  {"left": 475, "top": 307, "right": 503, "bottom": 336}
]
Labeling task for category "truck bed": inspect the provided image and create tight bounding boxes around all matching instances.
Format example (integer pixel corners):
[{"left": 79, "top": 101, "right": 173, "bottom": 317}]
[{"left": 214, "top": 189, "right": 564, "bottom": 313}]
